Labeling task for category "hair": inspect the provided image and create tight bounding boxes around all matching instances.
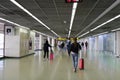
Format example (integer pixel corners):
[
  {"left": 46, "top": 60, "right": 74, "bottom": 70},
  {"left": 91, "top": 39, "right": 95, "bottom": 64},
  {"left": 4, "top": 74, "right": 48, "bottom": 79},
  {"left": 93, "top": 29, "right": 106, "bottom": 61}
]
[
  {"left": 45, "top": 40, "right": 48, "bottom": 44},
  {"left": 73, "top": 37, "right": 77, "bottom": 41}
]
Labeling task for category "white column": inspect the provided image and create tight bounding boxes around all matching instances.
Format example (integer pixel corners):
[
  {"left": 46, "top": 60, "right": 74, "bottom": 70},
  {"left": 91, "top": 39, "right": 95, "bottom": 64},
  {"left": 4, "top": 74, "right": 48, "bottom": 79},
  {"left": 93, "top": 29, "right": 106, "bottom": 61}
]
[
  {"left": 52, "top": 38, "right": 55, "bottom": 47},
  {"left": 95, "top": 36, "right": 98, "bottom": 51},
  {"left": 39, "top": 35, "right": 42, "bottom": 49},
  {"left": 98, "top": 35, "right": 103, "bottom": 51},
  {"left": 116, "top": 31, "right": 120, "bottom": 56}
]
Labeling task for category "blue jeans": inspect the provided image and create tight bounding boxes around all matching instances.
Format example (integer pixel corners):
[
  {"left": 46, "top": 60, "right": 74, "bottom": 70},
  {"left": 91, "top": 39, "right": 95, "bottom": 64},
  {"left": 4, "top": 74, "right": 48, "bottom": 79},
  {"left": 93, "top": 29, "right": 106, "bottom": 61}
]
[{"left": 71, "top": 53, "right": 78, "bottom": 69}]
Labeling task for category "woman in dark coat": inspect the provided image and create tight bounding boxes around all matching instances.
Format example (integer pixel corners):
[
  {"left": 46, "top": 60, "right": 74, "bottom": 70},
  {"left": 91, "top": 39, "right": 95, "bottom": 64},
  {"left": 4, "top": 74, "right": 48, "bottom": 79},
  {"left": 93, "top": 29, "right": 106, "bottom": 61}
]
[
  {"left": 70, "top": 38, "right": 81, "bottom": 72},
  {"left": 43, "top": 40, "right": 51, "bottom": 59}
]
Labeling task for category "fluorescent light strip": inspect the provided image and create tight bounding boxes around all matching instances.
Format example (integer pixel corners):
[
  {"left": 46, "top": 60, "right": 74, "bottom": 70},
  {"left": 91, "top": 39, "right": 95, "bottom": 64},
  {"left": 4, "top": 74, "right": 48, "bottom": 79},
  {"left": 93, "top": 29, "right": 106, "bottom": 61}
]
[
  {"left": 96, "top": 32, "right": 108, "bottom": 36},
  {"left": 68, "top": 3, "right": 78, "bottom": 37},
  {"left": 112, "top": 28, "right": 120, "bottom": 32},
  {"left": 0, "top": 17, "right": 58, "bottom": 38},
  {"left": 77, "top": 14, "right": 120, "bottom": 38},
  {"left": 10, "top": 0, "right": 59, "bottom": 37},
  {"left": 97, "top": 31, "right": 108, "bottom": 35},
  {"left": 68, "top": 30, "right": 71, "bottom": 38},
  {"left": 0, "top": 17, "right": 29, "bottom": 29},
  {"left": 92, "top": 32, "right": 108, "bottom": 37},
  {"left": 91, "top": 14, "right": 120, "bottom": 32},
  {"left": 51, "top": 30, "right": 60, "bottom": 37},
  {"left": 79, "top": 31, "right": 89, "bottom": 38}
]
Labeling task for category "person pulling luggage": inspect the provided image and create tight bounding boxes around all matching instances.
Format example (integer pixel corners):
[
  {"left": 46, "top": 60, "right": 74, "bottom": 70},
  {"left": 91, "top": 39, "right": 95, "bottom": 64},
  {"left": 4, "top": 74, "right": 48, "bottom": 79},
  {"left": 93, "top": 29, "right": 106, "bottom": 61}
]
[{"left": 70, "top": 38, "right": 81, "bottom": 72}]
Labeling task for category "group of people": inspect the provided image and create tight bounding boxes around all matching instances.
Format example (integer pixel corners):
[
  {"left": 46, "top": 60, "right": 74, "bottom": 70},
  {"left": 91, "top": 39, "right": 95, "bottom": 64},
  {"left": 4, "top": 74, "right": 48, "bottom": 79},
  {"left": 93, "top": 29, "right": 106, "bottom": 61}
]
[{"left": 43, "top": 38, "right": 88, "bottom": 72}]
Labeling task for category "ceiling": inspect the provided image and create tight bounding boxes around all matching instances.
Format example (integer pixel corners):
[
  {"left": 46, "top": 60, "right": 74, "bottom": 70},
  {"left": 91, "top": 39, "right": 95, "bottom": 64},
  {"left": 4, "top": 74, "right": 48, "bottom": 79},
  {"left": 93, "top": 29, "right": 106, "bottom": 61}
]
[{"left": 0, "top": 0, "right": 120, "bottom": 38}]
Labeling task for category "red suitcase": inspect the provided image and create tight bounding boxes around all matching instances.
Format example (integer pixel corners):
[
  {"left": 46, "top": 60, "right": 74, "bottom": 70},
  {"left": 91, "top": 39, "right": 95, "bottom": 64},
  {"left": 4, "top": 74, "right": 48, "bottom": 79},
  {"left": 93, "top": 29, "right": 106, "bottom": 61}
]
[
  {"left": 79, "top": 58, "right": 84, "bottom": 70},
  {"left": 50, "top": 49, "right": 54, "bottom": 60},
  {"left": 50, "top": 53, "right": 53, "bottom": 60}
]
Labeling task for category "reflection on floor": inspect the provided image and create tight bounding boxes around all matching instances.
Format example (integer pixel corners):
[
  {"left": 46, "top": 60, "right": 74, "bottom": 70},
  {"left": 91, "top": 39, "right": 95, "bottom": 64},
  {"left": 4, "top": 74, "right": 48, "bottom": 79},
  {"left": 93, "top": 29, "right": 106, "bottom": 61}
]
[{"left": 0, "top": 49, "right": 120, "bottom": 80}]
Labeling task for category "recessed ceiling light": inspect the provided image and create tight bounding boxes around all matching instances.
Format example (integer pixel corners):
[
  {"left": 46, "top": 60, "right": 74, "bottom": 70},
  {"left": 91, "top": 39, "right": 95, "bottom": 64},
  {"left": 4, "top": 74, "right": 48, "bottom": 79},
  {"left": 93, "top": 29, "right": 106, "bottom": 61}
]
[
  {"left": 68, "top": 3, "right": 78, "bottom": 37},
  {"left": 63, "top": 21, "right": 67, "bottom": 24}
]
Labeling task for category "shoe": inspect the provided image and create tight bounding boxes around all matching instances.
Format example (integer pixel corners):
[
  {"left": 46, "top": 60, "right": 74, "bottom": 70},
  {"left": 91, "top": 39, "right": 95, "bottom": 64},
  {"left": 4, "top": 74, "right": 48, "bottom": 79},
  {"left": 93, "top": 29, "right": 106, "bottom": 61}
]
[{"left": 74, "top": 68, "right": 77, "bottom": 72}]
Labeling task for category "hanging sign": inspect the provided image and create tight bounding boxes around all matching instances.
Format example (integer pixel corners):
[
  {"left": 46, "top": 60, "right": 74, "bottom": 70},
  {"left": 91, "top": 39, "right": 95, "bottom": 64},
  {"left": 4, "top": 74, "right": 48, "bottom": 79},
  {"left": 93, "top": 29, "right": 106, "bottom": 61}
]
[{"left": 65, "top": 0, "right": 83, "bottom": 3}]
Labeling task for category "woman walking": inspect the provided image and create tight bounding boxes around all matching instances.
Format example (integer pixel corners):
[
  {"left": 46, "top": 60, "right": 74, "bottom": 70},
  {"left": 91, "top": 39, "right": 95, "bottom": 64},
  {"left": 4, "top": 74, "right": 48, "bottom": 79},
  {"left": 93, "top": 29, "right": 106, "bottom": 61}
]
[
  {"left": 43, "top": 40, "right": 51, "bottom": 60},
  {"left": 70, "top": 38, "right": 81, "bottom": 72}
]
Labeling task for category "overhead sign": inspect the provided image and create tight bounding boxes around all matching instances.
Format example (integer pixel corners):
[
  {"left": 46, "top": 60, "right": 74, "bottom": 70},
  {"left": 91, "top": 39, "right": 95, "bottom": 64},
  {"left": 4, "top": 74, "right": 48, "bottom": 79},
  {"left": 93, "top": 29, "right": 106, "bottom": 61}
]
[
  {"left": 57, "top": 37, "right": 67, "bottom": 41},
  {"left": 65, "top": 0, "right": 83, "bottom": 3}
]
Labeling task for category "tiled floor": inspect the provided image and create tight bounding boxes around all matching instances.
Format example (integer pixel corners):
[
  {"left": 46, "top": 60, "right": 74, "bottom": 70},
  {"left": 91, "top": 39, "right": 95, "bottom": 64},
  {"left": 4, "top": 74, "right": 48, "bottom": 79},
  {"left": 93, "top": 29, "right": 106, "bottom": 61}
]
[{"left": 0, "top": 49, "right": 120, "bottom": 80}]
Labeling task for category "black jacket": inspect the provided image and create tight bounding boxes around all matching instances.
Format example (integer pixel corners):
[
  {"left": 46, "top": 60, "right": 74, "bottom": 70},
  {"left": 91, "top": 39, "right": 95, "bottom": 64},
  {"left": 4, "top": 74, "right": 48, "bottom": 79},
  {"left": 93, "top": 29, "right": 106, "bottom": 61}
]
[
  {"left": 43, "top": 43, "right": 51, "bottom": 52},
  {"left": 70, "top": 43, "right": 81, "bottom": 54}
]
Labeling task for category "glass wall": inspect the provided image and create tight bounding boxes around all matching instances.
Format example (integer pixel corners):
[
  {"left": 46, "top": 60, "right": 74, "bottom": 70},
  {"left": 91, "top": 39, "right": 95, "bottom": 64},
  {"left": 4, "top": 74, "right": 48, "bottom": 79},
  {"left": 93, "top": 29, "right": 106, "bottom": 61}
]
[
  {"left": 102, "top": 33, "right": 115, "bottom": 54},
  {"left": 88, "top": 32, "right": 115, "bottom": 55},
  {"left": 89, "top": 37, "right": 95, "bottom": 51}
]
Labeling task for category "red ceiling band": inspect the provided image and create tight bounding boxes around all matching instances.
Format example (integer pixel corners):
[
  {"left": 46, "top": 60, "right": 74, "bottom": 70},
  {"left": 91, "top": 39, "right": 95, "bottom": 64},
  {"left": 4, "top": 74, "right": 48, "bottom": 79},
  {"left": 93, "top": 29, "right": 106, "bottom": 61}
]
[{"left": 65, "top": 0, "right": 83, "bottom": 3}]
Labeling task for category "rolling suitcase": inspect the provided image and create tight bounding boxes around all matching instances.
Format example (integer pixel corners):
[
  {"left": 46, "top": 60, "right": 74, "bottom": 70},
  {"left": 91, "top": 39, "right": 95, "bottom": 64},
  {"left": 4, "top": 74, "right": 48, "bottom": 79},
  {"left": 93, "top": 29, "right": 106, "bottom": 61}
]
[
  {"left": 79, "top": 58, "right": 84, "bottom": 70},
  {"left": 50, "top": 49, "right": 54, "bottom": 60}
]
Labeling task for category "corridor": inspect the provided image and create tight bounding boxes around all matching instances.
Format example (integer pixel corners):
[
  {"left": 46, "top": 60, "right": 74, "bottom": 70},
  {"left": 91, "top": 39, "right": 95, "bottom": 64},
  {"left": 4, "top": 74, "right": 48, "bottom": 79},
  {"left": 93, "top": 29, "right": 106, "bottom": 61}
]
[{"left": 0, "top": 49, "right": 120, "bottom": 80}]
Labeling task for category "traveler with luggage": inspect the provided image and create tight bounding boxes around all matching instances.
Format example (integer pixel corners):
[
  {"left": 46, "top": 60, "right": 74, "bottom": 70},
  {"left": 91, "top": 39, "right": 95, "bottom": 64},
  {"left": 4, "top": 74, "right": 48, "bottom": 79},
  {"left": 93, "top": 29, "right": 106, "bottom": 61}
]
[
  {"left": 43, "top": 40, "right": 51, "bottom": 60},
  {"left": 70, "top": 38, "right": 81, "bottom": 72}
]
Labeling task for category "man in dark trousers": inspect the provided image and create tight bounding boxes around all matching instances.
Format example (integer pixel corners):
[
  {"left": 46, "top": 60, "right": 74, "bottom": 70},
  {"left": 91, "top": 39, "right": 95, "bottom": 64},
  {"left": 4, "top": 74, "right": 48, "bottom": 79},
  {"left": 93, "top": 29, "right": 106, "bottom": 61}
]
[{"left": 67, "top": 41, "right": 71, "bottom": 56}]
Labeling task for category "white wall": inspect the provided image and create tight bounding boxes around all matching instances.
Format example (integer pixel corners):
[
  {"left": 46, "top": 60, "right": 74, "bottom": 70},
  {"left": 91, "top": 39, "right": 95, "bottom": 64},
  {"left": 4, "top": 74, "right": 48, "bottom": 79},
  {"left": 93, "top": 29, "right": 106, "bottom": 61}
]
[
  {"left": 5, "top": 26, "right": 15, "bottom": 35},
  {"left": 0, "top": 34, "right": 4, "bottom": 49},
  {"left": 0, "top": 23, "right": 4, "bottom": 31},
  {"left": 5, "top": 35, "right": 20, "bottom": 57},
  {"left": 5, "top": 27, "right": 35, "bottom": 57},
  {"left": 0, "top": 23, "right": 4, "bottom": 57}
]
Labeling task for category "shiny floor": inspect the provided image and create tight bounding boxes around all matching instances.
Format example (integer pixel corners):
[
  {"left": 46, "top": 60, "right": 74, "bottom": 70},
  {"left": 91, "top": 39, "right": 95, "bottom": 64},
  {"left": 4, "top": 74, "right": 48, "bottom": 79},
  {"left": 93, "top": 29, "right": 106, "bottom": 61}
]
[{"left": 0, "top": 49, "right": 120, "bottom": 80}]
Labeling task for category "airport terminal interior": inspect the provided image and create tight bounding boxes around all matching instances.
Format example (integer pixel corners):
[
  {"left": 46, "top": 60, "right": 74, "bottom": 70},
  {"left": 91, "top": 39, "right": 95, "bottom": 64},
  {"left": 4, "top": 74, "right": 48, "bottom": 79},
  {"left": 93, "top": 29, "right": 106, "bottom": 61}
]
[{"left": 0, "top": 0, "right": 120, "bottom": 80}]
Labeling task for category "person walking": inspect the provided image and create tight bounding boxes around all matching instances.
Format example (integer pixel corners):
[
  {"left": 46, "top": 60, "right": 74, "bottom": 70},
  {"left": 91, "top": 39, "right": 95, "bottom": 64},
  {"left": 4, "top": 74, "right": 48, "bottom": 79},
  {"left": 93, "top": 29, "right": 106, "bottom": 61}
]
[
  {"left": 81, "top": 42, "right": 84, "bottom": 49},
  {"left": 67, "top": 41, "right": 71, "bottom": 56},
  {"left": 70, "top": 38, "right": 81, "bottom": 72},
  {"left": 85, "top": 41, "right": 88, "bottom": 49},
  {"left": 43, "top": 40, "right": 51, "bottom": 60}
]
